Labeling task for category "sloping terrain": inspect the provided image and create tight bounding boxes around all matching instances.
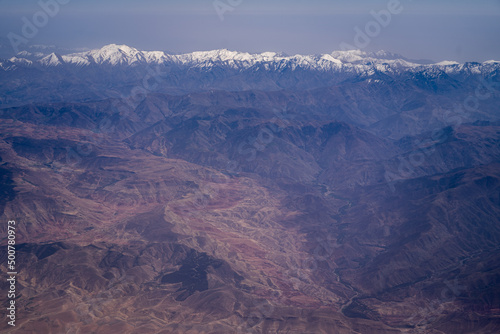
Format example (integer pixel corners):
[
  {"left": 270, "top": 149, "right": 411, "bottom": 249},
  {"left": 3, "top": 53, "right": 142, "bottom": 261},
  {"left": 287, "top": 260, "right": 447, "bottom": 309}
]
[{"left": 0, "top": 46, "right": 500, "bottom": 333}]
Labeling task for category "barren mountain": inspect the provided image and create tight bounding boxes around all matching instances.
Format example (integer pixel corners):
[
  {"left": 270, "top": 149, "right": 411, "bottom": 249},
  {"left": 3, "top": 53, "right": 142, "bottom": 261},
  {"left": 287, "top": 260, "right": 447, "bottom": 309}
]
[{"left": 0, "top": 45, "right": 499, "bottom": 333}]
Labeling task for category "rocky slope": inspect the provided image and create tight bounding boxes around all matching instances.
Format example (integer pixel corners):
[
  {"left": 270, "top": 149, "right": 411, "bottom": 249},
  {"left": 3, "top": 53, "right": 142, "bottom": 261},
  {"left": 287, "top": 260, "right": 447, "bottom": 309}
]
[{"left": 0, "top": 45, "right": 499, "bottom": 333}]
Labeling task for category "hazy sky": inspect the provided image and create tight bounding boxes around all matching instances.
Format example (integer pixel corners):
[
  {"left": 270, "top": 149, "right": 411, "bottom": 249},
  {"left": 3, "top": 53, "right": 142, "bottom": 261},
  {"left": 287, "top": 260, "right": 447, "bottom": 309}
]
[{"left": 0, "top": 0, "right": 499, "bottom": 62}]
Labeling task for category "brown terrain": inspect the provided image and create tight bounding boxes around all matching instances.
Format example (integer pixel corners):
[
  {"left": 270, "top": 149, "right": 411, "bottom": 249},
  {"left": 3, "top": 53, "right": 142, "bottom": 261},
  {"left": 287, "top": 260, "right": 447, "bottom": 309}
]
[{"left": 0, "top": 63, "right": 500, "bottom": 333}]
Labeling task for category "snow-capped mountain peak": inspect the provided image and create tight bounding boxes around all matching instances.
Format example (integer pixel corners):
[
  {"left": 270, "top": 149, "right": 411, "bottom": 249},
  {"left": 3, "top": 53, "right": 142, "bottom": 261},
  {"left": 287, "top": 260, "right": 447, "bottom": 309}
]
[
  {"left": 40, "top": 53, "right": 64, "bottom": 66},
  {"left": 84, "top": 44, "right": 143, "bottom": 65},
  {"left": 2, "top": 44, "right": 499, "bottom": 78}
]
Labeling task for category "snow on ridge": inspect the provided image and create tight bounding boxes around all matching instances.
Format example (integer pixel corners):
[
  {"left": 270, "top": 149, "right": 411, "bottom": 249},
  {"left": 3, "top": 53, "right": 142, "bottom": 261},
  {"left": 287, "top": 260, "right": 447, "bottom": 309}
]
[
  {"left": 86, "top": 44, "right": 144, "bottom": 65},
  {"left": 17, "top": 51, "right": 33, "bottom": 57},
  {"left": 4, "top": 44, "right": 500, "bottom": 75},
  {"left": 62, "top": 54, "right": 91, "bottom": 66},
  {"left": 38, "top": 44, "right": 412, "bottom": 69},
  {"left": 320, "top": 54, "right": 343, "bottom": 65},
  {"left": 40, "top": 53, "right": 63, "bottom": 66},
  {"left": 8, "top": 56, "right": 33, "bottom": 66}
]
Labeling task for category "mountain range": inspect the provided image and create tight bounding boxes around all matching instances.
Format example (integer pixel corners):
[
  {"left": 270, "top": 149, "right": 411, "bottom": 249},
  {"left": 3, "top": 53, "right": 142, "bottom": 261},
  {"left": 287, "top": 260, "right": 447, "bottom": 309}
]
[
  {"left": 1, "top": 44, "right": 499, "bottom": 104},
  {"left": 0, "top": 44, "right": 499, "bottom": 333},
  {"left": 4, "top": 44, "right": 498, "bottom": 69}
]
